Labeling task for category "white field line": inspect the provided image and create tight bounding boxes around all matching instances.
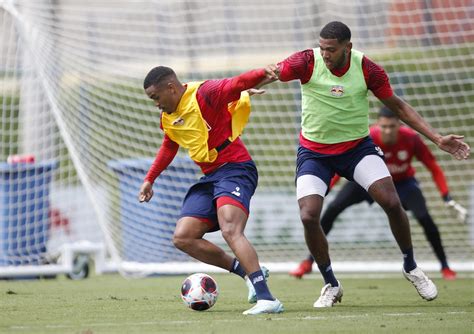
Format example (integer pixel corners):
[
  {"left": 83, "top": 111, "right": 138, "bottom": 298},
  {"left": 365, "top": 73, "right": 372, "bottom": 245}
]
[{"left": 7, "top": 311, "right": 468, "bottom": 330}]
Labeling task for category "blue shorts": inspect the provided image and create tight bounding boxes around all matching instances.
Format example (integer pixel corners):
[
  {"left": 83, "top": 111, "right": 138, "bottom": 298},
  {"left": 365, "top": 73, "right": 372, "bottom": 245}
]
[
  {"left": 296, "top": 136, "right": 384, "bottom": 191},
  {"left": 180, "top": 161, "right": 258, "bottom": 232}
]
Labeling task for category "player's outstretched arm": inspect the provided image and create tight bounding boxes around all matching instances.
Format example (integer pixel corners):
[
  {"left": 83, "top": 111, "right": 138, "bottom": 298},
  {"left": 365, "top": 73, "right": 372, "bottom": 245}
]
[
  {"left": 381, "top": 95, "right": 470, "bottom": 160},
  {"left": 259, "top": 50, "right": 315, "bottom": 87},
  {"left": 218, "top": 68, "right": 278, "bottom": 103},
  {"left": 418, "top": 145, "right": 468, "bottom": 223},
  {"left": 139, "top": 135, "right": 179, "bottom": 203},
  {"left": 254, "top": 64, "right": 280, "bottom": 88}
]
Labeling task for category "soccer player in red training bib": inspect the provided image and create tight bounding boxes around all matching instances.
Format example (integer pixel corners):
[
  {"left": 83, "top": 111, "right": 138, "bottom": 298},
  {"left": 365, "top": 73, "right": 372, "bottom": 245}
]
[
  {"left": 260, "top": 21, "right": 470, "bottom": 307},
  {"left": 290, "top": 108, "right": 468, "bottom": 281},
  {"left": 138, "top": 66, "right": 284, "bottom": 315}
]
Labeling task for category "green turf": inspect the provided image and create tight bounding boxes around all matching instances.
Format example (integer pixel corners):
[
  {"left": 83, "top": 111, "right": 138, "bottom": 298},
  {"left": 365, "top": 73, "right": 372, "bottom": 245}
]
[{"left": 0, "top": 273, "right": 472, "bottom": 334}]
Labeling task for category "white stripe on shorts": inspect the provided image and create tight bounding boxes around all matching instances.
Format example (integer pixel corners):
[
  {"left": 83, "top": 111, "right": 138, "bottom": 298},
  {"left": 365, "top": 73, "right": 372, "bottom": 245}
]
[
  {"left": 353, "top": 154, "right": 391, "bottom": 191},
  {"left": 296, "top": 174, "right": 328, "bottom": 200}
]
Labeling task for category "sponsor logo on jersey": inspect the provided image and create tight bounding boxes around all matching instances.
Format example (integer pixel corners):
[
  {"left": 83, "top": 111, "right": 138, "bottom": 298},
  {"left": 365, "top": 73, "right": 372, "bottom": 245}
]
[
  {"left": 397, "top": 150, "right": 408, "bottom": 161},
  {"left": 231, "top": 186, "right": 241, "bottom": 197},
  {"left": 330, "top": 85, "right": 344, "bottom": 97},
  {"left": 172, "top": 117, "right": 185, "bottom": 126}
]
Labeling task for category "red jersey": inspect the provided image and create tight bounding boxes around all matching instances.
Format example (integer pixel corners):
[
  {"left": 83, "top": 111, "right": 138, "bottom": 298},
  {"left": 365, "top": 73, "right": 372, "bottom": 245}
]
[
  {"left": 145, "top": 69, "right": 265, "bottom": 183},
  {"left": 278, "top": 49, "right": 394, "bottom": 155},
  {"left": 370, "top": 125, "right": 449, "bottom": 196}
]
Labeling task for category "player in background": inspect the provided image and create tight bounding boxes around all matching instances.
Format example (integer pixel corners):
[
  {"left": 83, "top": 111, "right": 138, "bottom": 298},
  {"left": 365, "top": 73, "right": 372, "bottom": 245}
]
[
  {"left": 138, "top": 66, "right": 284, "bottom": 315},
  {"left": 259, "top": 21, "right": 470, "bottom": 307},
  {"left": 290, "top": 108, "right": 467, "bottom": 280}
]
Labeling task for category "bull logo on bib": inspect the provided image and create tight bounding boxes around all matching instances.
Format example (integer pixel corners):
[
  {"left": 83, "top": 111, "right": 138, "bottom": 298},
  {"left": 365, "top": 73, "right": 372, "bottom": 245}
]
[{"left": 330, "top": 85, "right": 344, "bottom": 97}]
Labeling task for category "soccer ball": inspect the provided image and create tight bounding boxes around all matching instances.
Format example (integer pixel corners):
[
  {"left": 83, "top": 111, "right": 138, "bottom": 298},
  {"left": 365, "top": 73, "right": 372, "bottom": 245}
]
[{"left": 180, "top": 273, "right": 219, "bottom": 311}]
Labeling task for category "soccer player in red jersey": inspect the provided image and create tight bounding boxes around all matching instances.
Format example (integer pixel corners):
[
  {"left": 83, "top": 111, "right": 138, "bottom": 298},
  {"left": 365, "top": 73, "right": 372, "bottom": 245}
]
[
  {"left": 138, "top": 66, "right": 283, "bottom": 315},
  {"left": 260, "top": 21, "right": 470, "bottom": 307},
  {"left": 290, "top": 108, "right": 467, "bottom": 281}
]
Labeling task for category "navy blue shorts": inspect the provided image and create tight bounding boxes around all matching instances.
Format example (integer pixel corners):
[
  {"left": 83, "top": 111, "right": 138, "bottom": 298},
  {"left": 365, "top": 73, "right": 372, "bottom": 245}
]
[
  {"left": 296, "top": 136, "right": 384, "bottom": 189},
  {"left": 180, "top": 160, "right": 258, "bottom": 232}
]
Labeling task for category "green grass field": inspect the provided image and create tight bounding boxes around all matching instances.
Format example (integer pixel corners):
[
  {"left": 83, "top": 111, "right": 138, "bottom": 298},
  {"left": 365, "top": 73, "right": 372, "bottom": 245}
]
[{"left": 1, "top": 273, "right": 472, "bottom": 334}]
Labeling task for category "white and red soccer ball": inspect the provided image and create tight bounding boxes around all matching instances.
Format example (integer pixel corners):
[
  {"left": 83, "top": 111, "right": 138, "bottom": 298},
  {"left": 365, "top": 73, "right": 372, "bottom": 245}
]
[{"left": 180, "top": 273, "right": 219, "bottom": 311}]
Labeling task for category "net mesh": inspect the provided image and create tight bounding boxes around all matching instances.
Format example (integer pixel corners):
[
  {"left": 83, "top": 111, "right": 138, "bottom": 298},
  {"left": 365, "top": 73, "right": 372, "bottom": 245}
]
[{"left": 0, "top": 0, "right": 472, "bottom": 274}]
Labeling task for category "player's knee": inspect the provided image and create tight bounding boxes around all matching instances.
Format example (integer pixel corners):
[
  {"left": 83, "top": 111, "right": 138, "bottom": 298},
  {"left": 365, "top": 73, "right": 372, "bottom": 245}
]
[
  {"left": 220, "top": 223, "right": 243, "bottom": 244},
  {"left": 300, "top": 209, "right": 320, "bottom": 230},
  {"left": 172, "top": 234, "right": 192, "bottom": 252},
  {"left": 218, "top": 207, "right": 246, "bottom": 244},
  {"left": 379, "top": 195, "right": 402, "bottom": 215}
]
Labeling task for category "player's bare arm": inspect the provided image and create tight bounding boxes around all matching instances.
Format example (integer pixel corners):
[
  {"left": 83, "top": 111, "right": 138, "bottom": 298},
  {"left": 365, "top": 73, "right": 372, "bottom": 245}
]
[
  {"left": 381, "top": 94, "right": 470, "bottom": 160},
  {"left": 138, "top": 134, "right": 180, "bottom": 203}
]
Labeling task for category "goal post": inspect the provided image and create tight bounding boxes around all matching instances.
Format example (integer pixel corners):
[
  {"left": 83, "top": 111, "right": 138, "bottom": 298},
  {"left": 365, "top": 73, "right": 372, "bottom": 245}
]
[{"left": 0, "top": 0, "right": 472, "bottom": 277}]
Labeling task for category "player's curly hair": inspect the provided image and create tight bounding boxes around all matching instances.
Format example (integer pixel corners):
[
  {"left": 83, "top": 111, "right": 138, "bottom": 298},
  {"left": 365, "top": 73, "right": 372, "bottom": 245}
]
[
  {"left": 143, "top": 66, "right": 176, "bottom": 89},
  {"left": 320, "top": 21, "right": 351, "bottom": 43}
]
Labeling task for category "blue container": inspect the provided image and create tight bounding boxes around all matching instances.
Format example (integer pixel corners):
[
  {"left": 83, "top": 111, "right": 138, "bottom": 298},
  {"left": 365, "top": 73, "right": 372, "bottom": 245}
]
[
  {"left": 108, "top": 157, "right": 199, "bottom": 263},
  {"left": 0, "top": 160, "right": 58, "bottom": 266}
]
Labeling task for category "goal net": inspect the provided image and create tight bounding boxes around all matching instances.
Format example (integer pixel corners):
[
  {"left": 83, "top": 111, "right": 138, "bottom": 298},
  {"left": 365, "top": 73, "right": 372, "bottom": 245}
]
[{"left": 1, "top": 0, "right": 472, "bottom": 277}]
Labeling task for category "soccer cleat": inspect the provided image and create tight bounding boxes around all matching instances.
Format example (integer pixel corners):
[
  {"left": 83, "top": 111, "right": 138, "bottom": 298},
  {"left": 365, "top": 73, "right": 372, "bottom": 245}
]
[
  {"left": 246, "top": 266, "right": 270, "bottom": 304},
  {"left": 242, "top": 298, "right": 284, "bottom": 315},
  {"left": 441, "top": 267, "right": 457, "bottom": 281},
  {"left": 403, "top": 267, "right": 438, "bottom": 301},
  {"left": 289, "top": 259, "right": 313, "bottom": 279},
  {"left": 313, "top": 281, "right": 343, "bottom": 308}
]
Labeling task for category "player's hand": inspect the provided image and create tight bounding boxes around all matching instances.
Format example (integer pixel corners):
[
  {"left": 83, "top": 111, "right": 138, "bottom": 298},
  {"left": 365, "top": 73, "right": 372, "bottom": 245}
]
[
  {"left": 444, "top": 198, "right": 468, "bottom": 224},
  {"left": 264, "top": 64, "right": 280, "bottom": 80},
  {"left": 247, "top": 88, "right": 266, "bottom": 96},
  {"left": 138, "top": 181, "right": 154, "bottom": 203},
  {"left": 437, "top": 134, "right": 470, "bottom": 160}
]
